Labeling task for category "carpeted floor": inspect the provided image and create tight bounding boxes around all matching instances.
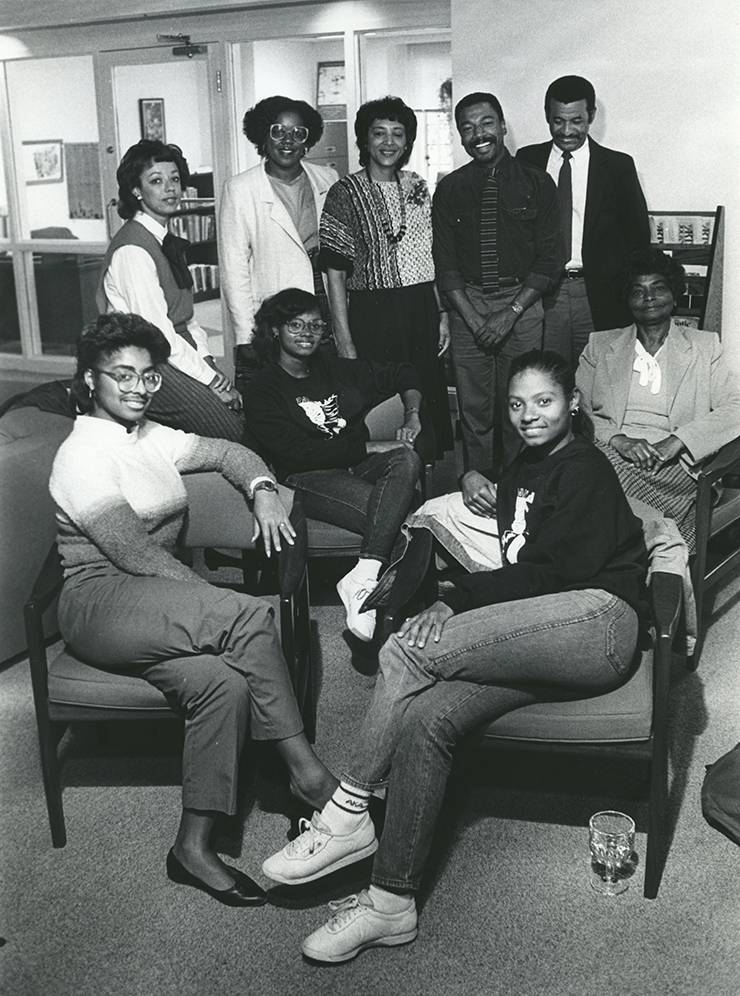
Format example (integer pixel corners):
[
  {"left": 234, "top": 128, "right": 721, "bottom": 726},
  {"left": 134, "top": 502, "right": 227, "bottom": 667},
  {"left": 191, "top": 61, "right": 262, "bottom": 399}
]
[{"left": 2, "top": 508, "right": 739, "bottom": 994}]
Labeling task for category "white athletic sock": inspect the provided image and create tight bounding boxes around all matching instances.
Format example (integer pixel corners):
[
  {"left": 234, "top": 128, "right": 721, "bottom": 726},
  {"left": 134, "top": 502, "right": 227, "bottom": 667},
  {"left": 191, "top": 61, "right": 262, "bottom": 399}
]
[
  {"left": 322, "top": 781, "right": 371, "bottom": 834},
  {"left": 350, "top": 557, "right": 382, "bottom": 582},
  {"left": 368, "top": 884, "right": 414, "bottom": 913}
]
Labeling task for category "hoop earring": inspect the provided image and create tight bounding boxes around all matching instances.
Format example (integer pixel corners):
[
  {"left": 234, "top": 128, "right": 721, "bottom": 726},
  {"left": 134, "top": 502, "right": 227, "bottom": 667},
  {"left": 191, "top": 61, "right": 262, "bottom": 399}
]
[{"left": 570, "top": 407, "right": 579, "bottom": 416}]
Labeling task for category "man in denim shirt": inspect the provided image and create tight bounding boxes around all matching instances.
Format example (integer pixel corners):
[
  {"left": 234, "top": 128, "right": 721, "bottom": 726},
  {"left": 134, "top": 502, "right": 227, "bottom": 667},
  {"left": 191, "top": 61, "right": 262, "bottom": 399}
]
[{"left": 433, "top": 91, "right": 563, "bottom": 472}]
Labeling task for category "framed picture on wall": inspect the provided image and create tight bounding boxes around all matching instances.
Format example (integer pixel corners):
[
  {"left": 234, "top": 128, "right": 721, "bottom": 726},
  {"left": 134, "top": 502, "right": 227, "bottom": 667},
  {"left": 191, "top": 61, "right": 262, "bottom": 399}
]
[
  {"left": 139, "top": 98, "right": 166, "bottom": 142},
  {"left": 21, "top": 139, "right": 64, "bottom": 185},
  {"left": 316, "top": 62, "right": 346, "bottom": 120}
]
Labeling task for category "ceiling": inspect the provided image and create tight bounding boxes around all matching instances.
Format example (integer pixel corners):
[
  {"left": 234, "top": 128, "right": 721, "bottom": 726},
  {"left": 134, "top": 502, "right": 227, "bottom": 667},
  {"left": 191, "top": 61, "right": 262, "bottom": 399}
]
[{"left": 0, "top": 0, "right": 331, "bottom": 31}]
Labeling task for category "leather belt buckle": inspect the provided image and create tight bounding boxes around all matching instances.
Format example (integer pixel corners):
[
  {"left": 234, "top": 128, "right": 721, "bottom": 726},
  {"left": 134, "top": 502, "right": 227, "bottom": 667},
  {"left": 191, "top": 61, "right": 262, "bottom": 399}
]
[{"left": 564, "top": 268, "right": 584, "bottom": 280}]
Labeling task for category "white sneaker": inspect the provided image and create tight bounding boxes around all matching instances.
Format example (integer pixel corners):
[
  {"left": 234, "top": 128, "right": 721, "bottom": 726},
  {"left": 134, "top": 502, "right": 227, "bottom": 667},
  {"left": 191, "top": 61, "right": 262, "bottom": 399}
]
[
  {"left": 302, "top": 891, "right": 418, "bottom": 963},
  {"left": 336, "top": 573, "right": 378, "bottom": 642},
  {"left": 261, "top": 811, "right": 377, "bottom": 885}
]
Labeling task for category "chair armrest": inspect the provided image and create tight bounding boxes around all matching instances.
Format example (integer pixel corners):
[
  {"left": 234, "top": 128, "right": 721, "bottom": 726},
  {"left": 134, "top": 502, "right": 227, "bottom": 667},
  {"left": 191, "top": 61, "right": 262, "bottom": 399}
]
[
  {"left": 696, "top": 435, "right": 740, "bottom": 485},
  {"left": 650, "top": 570, "right": 683, "bottom": 643}
]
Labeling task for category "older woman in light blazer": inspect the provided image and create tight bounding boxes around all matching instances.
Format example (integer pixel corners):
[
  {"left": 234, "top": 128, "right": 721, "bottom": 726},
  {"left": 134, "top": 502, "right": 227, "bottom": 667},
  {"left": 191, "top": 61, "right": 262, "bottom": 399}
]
[
  {"left": 218, "top": 95, "right": 338, "bottom": 392},
  {"left": 576, "top": 247, "right": 740, "bottom": 550}
]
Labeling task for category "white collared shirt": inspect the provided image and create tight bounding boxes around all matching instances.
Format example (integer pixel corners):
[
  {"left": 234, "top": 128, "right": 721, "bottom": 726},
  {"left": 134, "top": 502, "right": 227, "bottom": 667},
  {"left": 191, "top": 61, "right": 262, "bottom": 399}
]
[
  {"left": 546, "top": 140, "right": 590, "bottom": 268},
  {"left": 103, "top": 212, "right": 214, "bottom": 386}
]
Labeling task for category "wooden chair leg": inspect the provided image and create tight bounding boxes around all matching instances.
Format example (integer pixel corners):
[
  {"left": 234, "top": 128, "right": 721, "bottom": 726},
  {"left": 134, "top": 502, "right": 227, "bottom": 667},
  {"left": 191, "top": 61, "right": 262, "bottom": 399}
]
[
  {"left": 643, "top": 749, "right": 668, "bottom": 899},
  {"left": 34, "top": 711, "right": 68, "bottom": 848}
]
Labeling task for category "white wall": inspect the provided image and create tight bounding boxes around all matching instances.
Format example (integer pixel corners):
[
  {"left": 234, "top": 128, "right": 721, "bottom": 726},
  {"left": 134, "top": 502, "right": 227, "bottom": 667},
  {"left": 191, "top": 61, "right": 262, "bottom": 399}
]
[
  {"left": 363, "top": 36, "right": 450, "bottom": 107},
  {"left": 450, "top": 0, "right": 740, "bottom": 370},
  {"left": 114, "top": 59, "right": 212, "bottom": 172}
]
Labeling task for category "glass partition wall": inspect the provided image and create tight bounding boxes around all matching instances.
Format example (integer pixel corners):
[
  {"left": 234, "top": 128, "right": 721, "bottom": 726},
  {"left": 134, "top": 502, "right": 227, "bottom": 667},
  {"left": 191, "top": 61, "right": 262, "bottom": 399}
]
[{"left": 1, "top": 54, "right": 105, "bottom": 364}]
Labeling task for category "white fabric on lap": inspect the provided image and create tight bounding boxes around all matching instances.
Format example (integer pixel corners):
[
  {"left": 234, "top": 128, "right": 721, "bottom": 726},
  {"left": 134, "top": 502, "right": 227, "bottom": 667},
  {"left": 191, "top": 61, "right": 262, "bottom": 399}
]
[{"left": 405, "top": 492, "right": 502, "bottom": 573}]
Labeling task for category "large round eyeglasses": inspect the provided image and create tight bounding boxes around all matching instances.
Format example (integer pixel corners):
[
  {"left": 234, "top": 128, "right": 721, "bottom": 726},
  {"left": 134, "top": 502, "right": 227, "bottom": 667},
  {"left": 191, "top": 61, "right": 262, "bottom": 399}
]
[
  {"left": 283, "top": 318, "right": 327, "bottom": 335},
  {"left": 96, "top": 369, "right": 163, "bottom": 393},
  {"left": 269, "top": 123, "right": 309, "bottom": 144}
]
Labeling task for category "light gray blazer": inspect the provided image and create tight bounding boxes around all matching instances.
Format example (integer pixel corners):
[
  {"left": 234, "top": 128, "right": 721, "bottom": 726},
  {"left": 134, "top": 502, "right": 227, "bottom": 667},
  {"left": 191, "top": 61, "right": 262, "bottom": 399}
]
[
  {"left": 576, "top": 322, "right": 740, "bottom": 465},
  {"left": 218, "top": 160, "right": 338, "bottom": 345}
]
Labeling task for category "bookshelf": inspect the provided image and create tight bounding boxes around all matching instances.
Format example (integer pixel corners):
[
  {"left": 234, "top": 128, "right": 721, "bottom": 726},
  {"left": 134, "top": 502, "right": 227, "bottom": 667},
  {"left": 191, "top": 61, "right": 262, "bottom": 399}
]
[
  {"left": 170, "top": 191, "right": 219, "bottom": 303},
  {"left": 649, "top": 205, "right": 724, "bottom": 333}
]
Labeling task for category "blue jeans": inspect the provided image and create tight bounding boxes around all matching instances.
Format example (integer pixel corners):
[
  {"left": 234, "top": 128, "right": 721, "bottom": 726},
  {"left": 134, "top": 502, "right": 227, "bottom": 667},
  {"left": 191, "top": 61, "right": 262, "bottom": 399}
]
[
  {"left": 286, "top": 446, "right": 422, "bottom": 565},
  {"left": 341, "top": 588, "right": 638, "bottom": 890}
]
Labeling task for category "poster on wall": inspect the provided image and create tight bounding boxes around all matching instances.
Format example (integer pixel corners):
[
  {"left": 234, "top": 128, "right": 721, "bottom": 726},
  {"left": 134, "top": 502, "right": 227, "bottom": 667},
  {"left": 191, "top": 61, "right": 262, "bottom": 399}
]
[
  {"left": 22, "top": 139, "right": 64, "bottom": 184},
  {"left": 316, "top": 62, "right": 346, "bottom": 121},
  {"left": 139, "top": 98, "right": 166, "bottom": 142},
  {"left": 66, "top": 143, "right": 104, "bottom": 219}
]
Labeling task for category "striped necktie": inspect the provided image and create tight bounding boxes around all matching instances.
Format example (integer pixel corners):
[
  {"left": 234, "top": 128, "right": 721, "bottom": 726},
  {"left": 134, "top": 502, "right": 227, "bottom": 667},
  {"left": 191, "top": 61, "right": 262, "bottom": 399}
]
[
  {"left": 480, "top": 167, "right": 500, "bottom": 293},
  {"left": 558, "top": 151, "right": 573, "bottom": 263}
]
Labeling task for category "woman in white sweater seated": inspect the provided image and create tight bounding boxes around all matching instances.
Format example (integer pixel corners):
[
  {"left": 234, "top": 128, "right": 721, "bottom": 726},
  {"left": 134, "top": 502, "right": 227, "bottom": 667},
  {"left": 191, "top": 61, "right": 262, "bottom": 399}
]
[{"left": 49, "top": 313, "right": 336, "bottom": 907}]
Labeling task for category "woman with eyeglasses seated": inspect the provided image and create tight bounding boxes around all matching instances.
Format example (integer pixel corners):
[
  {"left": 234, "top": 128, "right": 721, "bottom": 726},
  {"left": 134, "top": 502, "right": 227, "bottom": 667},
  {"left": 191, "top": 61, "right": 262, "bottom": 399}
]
[
  {"left": 97, "top": 140, "right": 244, "bottom": 440},
  {"left": 319, "top": 96, "right": 454, "bottom": 459},
  {"left": 50, "top": 312, "right": 337, "bottom": 907},
  {"left": 242, "top": 288, "right": 423, "bottom": 643},
  {"left": 218, "top": 96, "right": 339, "bottom": 393}
]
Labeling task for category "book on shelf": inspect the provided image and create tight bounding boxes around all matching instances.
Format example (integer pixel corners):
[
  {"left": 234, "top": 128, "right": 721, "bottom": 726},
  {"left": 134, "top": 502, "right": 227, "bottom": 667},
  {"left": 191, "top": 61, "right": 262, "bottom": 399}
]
[{"left": 189, "top": 263, "right": 219, "bottom": 294}]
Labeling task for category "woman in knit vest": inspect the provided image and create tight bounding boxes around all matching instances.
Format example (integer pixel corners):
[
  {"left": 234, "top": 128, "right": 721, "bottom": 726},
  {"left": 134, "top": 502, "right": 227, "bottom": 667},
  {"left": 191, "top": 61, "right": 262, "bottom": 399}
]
[{"left": 97, "top": 140, "right": 245, "bottom": 441}]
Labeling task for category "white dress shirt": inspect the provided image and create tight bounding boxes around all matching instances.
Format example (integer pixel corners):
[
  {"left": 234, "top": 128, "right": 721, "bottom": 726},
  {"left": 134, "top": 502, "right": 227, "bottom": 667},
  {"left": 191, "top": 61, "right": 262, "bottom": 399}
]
[
  {"left": 546, "top": 140, "right": 590, "bottom": 269},
  {"left": 103, "top": 212, "right": 215, "bottom": 386}
]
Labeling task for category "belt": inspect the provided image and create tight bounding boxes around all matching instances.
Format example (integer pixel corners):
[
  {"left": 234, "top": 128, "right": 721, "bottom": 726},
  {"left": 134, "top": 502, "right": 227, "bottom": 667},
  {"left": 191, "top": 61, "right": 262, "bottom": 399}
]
[
  {"left": 563, "top": 268, "right": 584, "bottom": 280},
  {"left": 468, "top": 276, "right": 520, "bottom": 290}
]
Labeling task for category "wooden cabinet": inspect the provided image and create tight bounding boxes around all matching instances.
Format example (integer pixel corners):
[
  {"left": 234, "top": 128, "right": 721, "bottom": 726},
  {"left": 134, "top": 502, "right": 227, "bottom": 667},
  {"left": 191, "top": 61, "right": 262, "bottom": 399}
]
[{"left": 649, "top": 205, "right": 725, "bottom": 333}]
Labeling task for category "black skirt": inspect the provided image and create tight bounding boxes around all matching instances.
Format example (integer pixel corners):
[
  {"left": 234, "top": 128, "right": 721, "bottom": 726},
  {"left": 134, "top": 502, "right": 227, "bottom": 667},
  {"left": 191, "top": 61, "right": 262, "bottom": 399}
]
[{"left": 348, "top": 282, "right": 454, "bottom": 458}]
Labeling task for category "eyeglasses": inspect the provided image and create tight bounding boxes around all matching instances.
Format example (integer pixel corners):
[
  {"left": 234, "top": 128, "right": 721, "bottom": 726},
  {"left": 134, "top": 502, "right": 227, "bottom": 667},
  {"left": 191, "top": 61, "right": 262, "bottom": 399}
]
[
  {"left": 283, "top": 318, "right": 327, "bottom": 335},
  {"left": 269, "top": 123, "right": 309, "bottom": 144},
  {"left": 96, "top": 369, "right": 163, "bottom": 393}
]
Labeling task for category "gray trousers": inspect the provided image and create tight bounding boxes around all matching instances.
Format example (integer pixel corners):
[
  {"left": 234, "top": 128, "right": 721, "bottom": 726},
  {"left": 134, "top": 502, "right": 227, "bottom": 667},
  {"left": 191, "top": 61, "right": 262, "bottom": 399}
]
[
  {"left": 542, "top": 275, "right": 595, "bottom": 369},
  {"left": 59, "top": 572, "right": 304, "bottom": 815},
  {"left": 449, "top": 284, "right": 544, "bottom": 473}
]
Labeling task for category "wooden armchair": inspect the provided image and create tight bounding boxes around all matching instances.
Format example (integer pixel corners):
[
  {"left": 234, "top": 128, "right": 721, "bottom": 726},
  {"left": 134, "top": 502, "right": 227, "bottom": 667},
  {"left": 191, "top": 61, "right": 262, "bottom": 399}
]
[
  {"left": 689, "top": 434, "right": 740, "bottom": 669},
  {"left": 25, "top": 474, "right": 313, "bottom": 848}
]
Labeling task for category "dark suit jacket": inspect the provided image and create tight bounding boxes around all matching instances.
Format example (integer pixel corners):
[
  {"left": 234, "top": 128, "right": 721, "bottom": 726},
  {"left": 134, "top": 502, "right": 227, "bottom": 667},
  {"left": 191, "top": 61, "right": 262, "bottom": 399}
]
[{"left": 516, "top": 137, "right": 650, "bottom": 330}]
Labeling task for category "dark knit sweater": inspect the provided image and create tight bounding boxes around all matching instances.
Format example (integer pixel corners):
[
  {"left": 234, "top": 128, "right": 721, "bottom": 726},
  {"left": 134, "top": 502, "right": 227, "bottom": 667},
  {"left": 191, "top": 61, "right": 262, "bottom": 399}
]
[
  {"left": 441, "top": 436, "right": 647, "bottom": 616},
  {"left": 243, "top": 355, "right": 420, "bottom": 480}
]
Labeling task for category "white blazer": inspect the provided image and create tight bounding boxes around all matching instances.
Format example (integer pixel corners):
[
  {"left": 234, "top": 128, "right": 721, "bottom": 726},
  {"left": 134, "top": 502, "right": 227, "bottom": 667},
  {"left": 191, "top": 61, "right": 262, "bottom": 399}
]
[{"left": 218, "top": 160, "right": 338, "bottom": 345}]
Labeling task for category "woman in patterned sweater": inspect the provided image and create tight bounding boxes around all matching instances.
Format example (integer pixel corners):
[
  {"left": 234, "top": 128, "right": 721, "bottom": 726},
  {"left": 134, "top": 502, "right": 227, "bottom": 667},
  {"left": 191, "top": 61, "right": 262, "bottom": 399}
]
[
  {"left": 319, "top": 96, "right": 453, "bottom": 457},
  {"left": 49, "top": 313, "right": 336, "bottom": 908}
]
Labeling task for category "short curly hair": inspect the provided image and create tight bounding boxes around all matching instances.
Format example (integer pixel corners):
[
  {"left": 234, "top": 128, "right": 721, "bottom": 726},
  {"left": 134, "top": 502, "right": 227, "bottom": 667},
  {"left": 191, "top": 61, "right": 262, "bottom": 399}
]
[
  {"left": 71, "top": 313, "right": 171, "bottom": 413},
  {"left": 116, "top": 140, "right": 190, "bottom": 220},
  {"left": 252, "top": 288, "right": 321, "bottom": 364},
  {"left": 354, "top": 96, "right": 417, "bottom": 169},
  {"left": 242, "top": 96, "right": 324, "bottom": 156},
  {"left": 623, "top": 247, "right": 686, "bottom": 304}
]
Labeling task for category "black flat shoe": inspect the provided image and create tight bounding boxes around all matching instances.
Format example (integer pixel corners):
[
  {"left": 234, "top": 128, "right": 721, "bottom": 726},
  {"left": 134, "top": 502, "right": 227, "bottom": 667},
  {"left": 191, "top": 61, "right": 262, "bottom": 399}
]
[{"left": 166, "top": 849, "right": 267, "bottom": 907}]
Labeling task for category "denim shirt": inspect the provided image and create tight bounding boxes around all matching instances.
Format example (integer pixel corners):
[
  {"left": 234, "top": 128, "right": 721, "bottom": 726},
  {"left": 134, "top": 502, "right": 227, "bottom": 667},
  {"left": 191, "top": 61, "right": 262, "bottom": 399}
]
[{"left": 432, "top": 149, "right": 564, "bottom": 295}]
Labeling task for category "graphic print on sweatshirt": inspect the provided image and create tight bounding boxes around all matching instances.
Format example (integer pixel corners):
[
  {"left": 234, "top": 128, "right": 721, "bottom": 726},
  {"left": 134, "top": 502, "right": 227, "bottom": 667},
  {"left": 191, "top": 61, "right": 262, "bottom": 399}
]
[
  {"left": 500, "top": 487, "right": 535, "bottom": 564},
  {"left": 296, "top": 393, "right": 347, "bottom": 435}
]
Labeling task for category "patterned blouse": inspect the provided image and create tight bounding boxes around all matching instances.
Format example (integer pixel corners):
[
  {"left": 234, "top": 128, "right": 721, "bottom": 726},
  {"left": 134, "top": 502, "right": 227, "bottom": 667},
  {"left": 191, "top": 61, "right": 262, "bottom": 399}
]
[{"left": 319, "top": 169, "right": 434, "bottom": 291}]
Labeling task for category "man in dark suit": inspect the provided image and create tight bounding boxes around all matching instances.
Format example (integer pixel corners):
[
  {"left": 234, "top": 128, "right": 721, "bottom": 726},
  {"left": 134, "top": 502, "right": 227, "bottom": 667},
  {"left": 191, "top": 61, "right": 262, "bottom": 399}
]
[{"left": 517, "top": 75, "right": 650, "bottom": 366}]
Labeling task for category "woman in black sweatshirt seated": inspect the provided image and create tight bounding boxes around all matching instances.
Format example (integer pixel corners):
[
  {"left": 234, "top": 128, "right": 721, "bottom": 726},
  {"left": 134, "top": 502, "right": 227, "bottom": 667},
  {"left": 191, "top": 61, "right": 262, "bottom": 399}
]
[
  {"left": 260, "top": 349, "right": 648, "bottom": 964},
  {"left": 242, "top": 288, "right": 423, "bottom": 642}
]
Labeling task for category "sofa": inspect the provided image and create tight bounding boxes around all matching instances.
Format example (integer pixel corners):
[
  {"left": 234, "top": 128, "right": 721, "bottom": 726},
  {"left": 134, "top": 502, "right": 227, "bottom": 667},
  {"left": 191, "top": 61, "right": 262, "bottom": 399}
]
[{"left": 0, "top": 404, "right": 74, "bottom": 663}]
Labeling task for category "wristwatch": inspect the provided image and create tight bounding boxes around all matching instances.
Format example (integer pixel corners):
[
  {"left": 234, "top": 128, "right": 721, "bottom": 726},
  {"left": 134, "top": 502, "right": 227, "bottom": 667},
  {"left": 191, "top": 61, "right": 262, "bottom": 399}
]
[
  {"left": 509, "top": 300, "right": 525, "bottom": 316},
  {"left": 252, "top": 480, "right": 278, "bottom": 497}
]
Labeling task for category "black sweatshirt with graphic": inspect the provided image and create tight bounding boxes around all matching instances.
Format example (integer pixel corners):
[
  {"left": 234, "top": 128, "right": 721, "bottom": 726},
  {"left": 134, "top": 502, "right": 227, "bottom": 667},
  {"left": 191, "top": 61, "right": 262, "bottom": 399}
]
[
  {"left": 243, "top": 355, "right": 420, "bottom": 480},
  {"left": 440, "top": 436, "right": 647, "bottom": 616}
]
